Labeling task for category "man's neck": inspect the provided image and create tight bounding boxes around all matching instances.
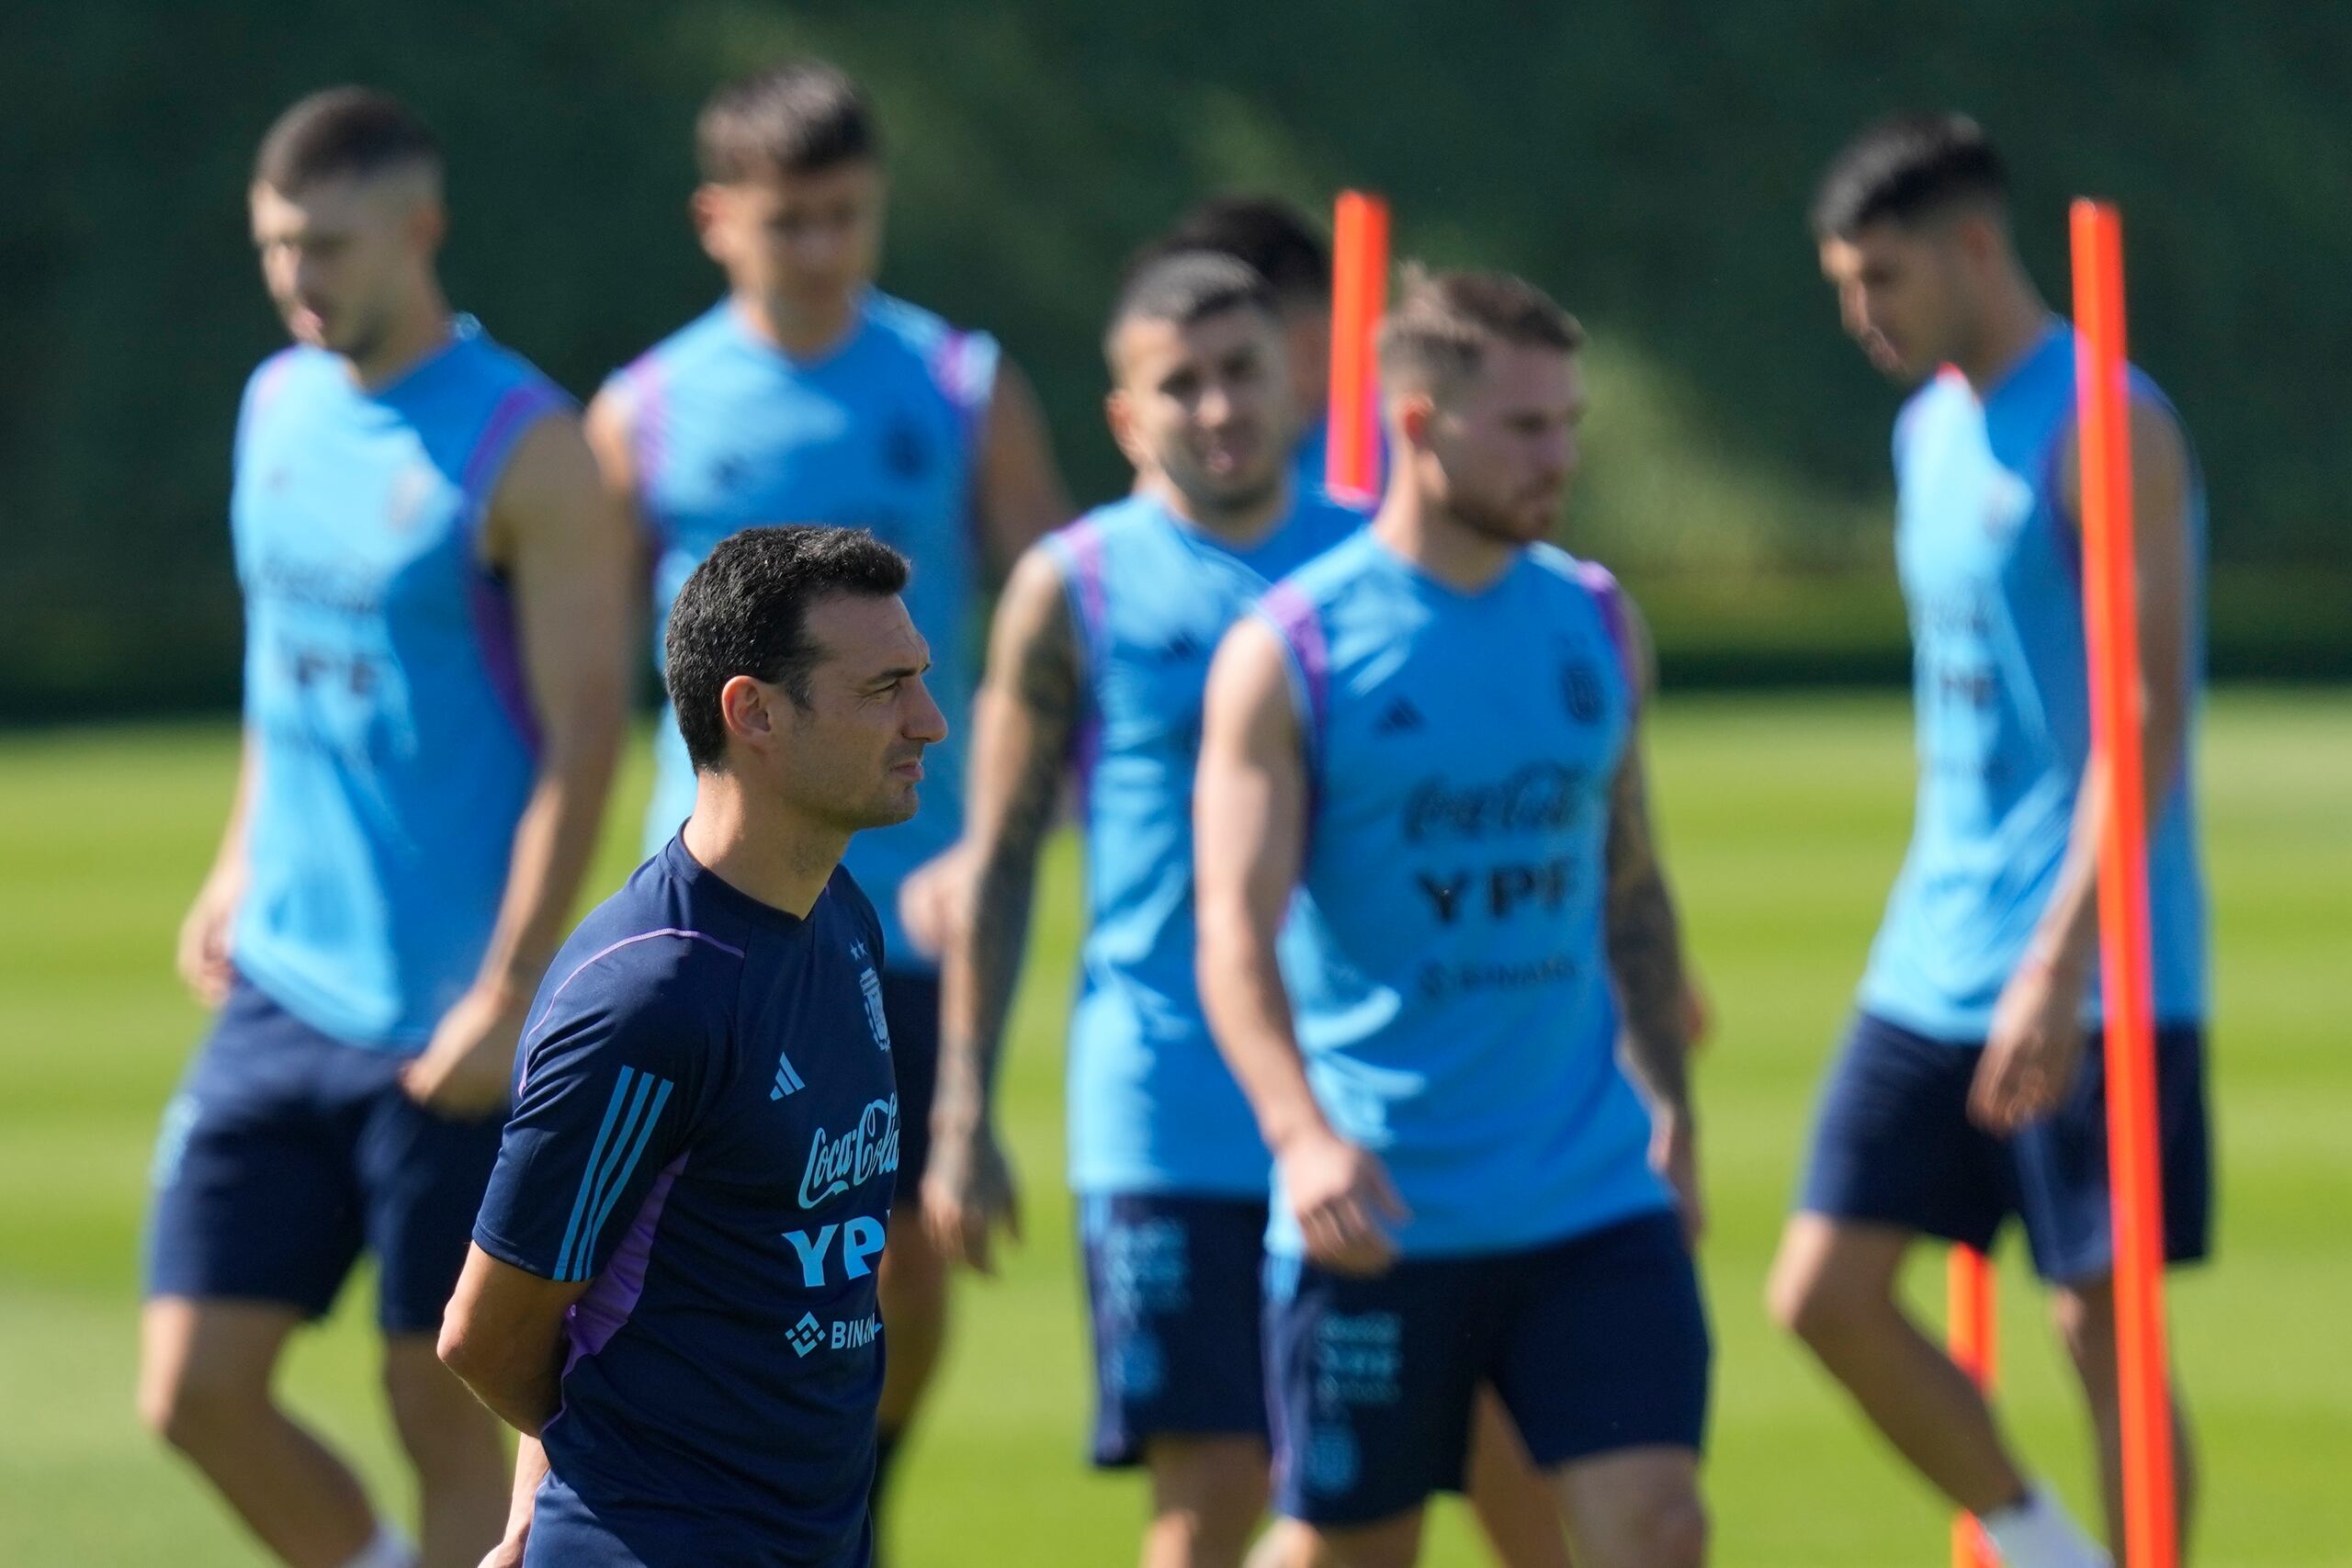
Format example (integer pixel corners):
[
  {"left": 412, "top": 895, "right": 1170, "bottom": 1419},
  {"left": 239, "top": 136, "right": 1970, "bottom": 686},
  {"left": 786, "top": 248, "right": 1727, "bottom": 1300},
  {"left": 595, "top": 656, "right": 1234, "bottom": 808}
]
[
  {"left": 736, "top": 289, "right": 862, "bottom": 361},
  {"left": 1372, "top": 484, "right": 1519, "bottom": 593},
  {"left": 1143, "top": 469, "right": 1293, "bottom": 550},
  {"left": 1952, "top": 268, "right": 2056, "bottom": 394},
  {"left": 681, "top": 774, "right": 848, "bottom": 919},
  {"left": 347, "top": 291, "right": 455, "bottom": 392}
]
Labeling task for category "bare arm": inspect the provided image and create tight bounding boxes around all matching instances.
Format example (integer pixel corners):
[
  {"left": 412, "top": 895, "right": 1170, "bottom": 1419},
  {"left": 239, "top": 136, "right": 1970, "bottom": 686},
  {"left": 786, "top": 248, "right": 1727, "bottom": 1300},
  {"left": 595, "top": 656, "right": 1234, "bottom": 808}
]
[
  {"left": 438, "top": 1243, "right": 592, "bottom": 1437},
  {"left": 922, "top": 546, "right": 1080, "bottom": 1271},
  {"left": 1973, "top": 397, "right": 2195, "bottom": 1131},
  {"left": 1600, "top": 598, "right": 1702, "bottom": 1236},
  {"left": 1194, "top": 618, "right": 1405, "bottom": 1275},
  {"left": 401, "top": 415, "right": 634, "bottom": 1116},
  {"left": 479, "top": 1436, "right": 553, "bottom": 1568},
  {"left": 1602, "top": 599, "right": 1694, "bottom": 1117},
  {"left": 971, "top": 359, "right": 1073, "bottom": 581},
  {"left": 176, "top": 728, "right": 258, "bottom": 1007}
]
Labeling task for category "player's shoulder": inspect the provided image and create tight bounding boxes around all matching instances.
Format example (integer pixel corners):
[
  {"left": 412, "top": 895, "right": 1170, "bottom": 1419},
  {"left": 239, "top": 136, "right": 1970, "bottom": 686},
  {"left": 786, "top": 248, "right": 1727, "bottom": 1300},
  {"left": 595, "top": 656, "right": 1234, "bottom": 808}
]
[
  {"left": 1894, "top": 366, "right": 1973, "bottom": 454},
  {"left": 1060, "top": 493, "right": 1160, "bottom": 549},
  {"left": 546, "top": 853, "right": 753, "bottom": 1005},
  {"left": 1524, "top": 541, "right": 1623, "bottom": 604},
  {"left": 238, "top": 344, "right": 330, "bottom": 423},
  {"left": 865, "top": 290, "right": 1000, "bottom": 410},
  {"left": 601, "top": 301, "right": 740, "bottom": 396}
]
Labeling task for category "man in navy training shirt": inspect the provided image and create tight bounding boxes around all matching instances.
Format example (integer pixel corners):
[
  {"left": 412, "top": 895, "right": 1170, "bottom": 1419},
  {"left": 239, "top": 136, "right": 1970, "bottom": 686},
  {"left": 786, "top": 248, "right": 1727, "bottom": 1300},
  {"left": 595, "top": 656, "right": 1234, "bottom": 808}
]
[{"left": 440, "top": 525, "right": 947, "bottom": 1568}]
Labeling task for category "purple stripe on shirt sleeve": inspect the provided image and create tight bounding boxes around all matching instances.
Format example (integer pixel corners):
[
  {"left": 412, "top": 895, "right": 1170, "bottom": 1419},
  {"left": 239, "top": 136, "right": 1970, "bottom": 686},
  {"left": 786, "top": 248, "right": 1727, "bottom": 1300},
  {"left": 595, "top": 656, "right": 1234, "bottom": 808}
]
[{"left": 564, "top": 1152, "right": 686, "bottom": 1364}]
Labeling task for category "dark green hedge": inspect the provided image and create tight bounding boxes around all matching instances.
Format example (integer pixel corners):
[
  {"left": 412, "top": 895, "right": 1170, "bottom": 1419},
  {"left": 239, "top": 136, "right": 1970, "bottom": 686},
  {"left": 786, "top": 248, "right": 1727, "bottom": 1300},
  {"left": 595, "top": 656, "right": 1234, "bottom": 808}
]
[{"left": 6, "top": 1, "right": 2346, "bottom": 714}]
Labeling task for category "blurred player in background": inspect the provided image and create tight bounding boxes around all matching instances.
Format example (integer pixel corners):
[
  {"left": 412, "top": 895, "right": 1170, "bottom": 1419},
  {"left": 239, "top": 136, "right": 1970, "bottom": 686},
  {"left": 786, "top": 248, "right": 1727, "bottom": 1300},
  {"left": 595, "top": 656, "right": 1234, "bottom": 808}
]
[
  {"left": 143, "top": 87, "right": 630, "bottom": 1568},
  {"left": 587, "top": 59, "right": 1070, "bottom": 1550},
  {"left": 923, "top": 251, "right": 1358, "bottom": 1568},
  {"left": 1196, "top": 268, "right": 1711, "bottom": 1568},
  {"left": 443, "top": 525, "right": 940, "bottom": 1568},
  {"left": 1769, "top": 113, "right": 2211, "bottom": 1568},
  {"left": 1147, "top": 196, "right": 1354, "bottom": 500}
]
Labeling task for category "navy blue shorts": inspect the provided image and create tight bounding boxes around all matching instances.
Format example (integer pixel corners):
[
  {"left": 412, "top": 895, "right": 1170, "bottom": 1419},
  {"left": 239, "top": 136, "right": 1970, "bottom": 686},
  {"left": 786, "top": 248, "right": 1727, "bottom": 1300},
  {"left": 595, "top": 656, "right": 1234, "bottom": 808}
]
[
  {"left": 144, "top": 976, "right": 505, "bottom": 1334},
  {"left": 881, "top": 971, "right": 939, "bottom": 1195},
  {"left": 1265, "top": 1210, "right": 1711, "bottom": 1528},
  {"left": 1080, "top": 1192, "right": 1272, "bottom": 1467},
  {"left": 1800, "top": 1010, "right": 2213, "bottom": 1284}
]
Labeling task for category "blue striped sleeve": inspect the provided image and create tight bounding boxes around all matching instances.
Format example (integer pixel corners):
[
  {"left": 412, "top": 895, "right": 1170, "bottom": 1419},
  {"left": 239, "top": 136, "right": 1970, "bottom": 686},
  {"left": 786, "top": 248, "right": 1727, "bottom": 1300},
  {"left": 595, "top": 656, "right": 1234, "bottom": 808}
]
[{"left": 472, "top": 941, "right": 711, "bottom": 1283}]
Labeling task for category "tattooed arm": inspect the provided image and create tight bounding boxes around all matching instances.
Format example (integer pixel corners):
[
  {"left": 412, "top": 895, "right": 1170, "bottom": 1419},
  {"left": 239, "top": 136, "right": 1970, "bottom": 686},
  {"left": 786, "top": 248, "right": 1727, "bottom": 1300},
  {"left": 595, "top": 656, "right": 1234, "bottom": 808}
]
[
  {"left": 1601, "top": 596, "right": 1702, "bottom": 1238},
  {"left": 922, "top": 544, "right": 1081, "bottom": 1273}
]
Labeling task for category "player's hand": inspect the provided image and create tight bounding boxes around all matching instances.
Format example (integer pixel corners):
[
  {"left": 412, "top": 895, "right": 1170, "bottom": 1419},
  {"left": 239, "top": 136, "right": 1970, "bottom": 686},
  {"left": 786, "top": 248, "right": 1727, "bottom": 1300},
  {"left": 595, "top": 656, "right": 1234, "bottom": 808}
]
[
  {"left": 476, "top": 1533, "right": 527, "bottom": 1568},
  {"left": 1971, "top": 954, "right": 2090, "bottom": 1134},
  {"left": 175, "top": 863, "right": 245, "bottom": 1008},
  {"left": 1651, "top": 1107, "right": 1705, "bottom": 1245},
  {"left": 401, "top": 980, "right": 533, "bottom": 1119},
  {"left": 1280, "top": 1127, "right": 1408, "bottom": 1277},
  {"left": 897, "top": 841, "right": 977, "bottom": 965},
  {"left": 922, "top": 1119, "right": 1023, "bottom": 1275}
]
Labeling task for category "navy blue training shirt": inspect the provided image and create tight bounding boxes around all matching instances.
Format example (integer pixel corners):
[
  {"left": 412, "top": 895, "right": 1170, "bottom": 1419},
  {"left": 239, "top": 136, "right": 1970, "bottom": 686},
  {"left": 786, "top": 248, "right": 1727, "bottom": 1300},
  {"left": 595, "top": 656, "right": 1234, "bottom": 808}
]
[{"left": 473, "top": 835, "right": 899, "bottom": 1567}]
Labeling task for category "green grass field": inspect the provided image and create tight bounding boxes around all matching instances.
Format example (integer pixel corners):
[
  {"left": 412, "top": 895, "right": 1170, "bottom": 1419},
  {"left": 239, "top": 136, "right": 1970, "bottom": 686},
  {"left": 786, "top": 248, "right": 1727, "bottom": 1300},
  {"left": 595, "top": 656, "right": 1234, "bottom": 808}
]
[{"left": 2, "top": 693, "right": 2345, "bottom": 1566}]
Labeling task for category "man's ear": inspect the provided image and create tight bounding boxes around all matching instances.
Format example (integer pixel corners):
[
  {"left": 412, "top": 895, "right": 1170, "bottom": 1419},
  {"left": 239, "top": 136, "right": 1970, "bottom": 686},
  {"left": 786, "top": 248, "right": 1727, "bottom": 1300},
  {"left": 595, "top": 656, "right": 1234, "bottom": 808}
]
[
  {"left": 1395, "top": 389, "right": 1438, "bottom": 451},
  {"left": 718, "top": 673, "right": 779, "bottom": 756}
]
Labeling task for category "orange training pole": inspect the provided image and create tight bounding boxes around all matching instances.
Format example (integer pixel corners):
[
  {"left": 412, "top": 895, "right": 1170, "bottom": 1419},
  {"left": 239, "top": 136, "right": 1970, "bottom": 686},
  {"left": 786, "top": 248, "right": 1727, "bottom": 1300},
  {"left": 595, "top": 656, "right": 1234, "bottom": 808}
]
[
  {"left": 1326, "top": 190, "right": 1390, "bottom": 504},
  {"left": 2070, "top": 197, "right": 2178, "bottom": 1568},
  {"left": 1948, "top": 1247, "right": 1999, "bottom": 1568}
]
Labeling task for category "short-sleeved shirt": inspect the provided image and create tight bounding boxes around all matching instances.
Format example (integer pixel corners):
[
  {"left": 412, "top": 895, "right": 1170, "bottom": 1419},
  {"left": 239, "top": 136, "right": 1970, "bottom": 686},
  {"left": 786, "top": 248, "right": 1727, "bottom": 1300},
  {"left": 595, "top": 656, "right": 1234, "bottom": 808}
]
[{"left": 473, "top": 837, "right": 899, "bottom": 1567}]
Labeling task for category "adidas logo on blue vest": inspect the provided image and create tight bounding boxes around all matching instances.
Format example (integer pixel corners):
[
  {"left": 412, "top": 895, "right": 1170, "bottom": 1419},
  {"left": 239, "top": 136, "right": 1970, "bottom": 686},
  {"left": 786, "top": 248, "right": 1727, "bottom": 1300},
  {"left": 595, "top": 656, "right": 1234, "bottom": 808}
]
[{"left": 1374, "top": 695, "right": 1424, "bottom": 734}]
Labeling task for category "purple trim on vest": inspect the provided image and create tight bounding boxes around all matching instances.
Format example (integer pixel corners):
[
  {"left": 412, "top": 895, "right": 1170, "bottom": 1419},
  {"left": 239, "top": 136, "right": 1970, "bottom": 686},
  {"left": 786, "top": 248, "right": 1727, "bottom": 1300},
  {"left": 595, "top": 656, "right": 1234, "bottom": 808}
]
[
  {"left": 564, "top": 1152, "right": 686, "bottom": 1366},
  {"left": 1573, "top": 560, "right": 1637, "bottom": 708},
  {"left": 1057, "top": 521, "right": 1113, "bottom": 807},
  {"left": 1256, "top": 581, "right": 1332, "bottom": 841},
  {"left": 622, "top": 355, "right": 669, "bottom": 547},
  {"left": 454, "top": 381, "right": 567, "bottom": 759},
  {"left": 460, "top": 382, "right": 566, "bottom": 513},
  {"left": 467, "top": 570, "right": 540, "bottom": 758},
  {"left": 1257, "top": 581, "right": 1330, "bottom": 757}
]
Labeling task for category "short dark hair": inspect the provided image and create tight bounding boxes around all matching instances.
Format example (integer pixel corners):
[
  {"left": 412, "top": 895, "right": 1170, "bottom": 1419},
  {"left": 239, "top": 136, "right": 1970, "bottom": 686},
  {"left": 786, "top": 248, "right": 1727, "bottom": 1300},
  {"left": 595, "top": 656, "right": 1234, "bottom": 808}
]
[
  {"left": 1812, "top": 113, "right": 2008, "bottom": 239},
  {"left": 254, "top": 87, "right": 441, "bottom": 193},
  {"left": 696, "top": 60, "right": 878, "bottom": 184},
  {"left": 1376, "top": 265, "right": 1583, "bottom": 398},
  {"left": 1103, "top": 249, "right": 1280, "bottom": 370},
  {"left": 1152, "top": 195, "right": 1330, "bottom": 306},
  {"left": 664, "top": 525, "right": 910, "bottom": 771}
]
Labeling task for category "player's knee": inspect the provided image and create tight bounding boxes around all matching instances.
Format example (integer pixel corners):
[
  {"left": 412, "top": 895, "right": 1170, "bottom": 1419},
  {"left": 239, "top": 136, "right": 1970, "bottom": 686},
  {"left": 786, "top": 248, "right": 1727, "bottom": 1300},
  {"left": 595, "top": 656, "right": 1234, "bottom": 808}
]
[
  {"left": 1150, "top": 1440, "right": 1271, "bottom": 1556},
  {"left": 139, "top": 1358, "right": 261, "bottom": 1455},
  {"left": 2049, "top": 1286, "right": 2119, "bottom": 1393},
  {"left": 1765, "top": 1254, "right": 1834, "bottom": 1344},
  {"left": 1630, "top": 1490, "right": 1709, "bottom": 1568}
]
